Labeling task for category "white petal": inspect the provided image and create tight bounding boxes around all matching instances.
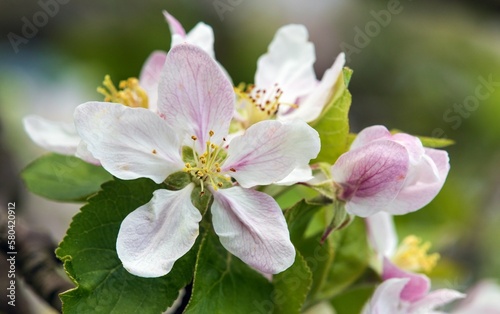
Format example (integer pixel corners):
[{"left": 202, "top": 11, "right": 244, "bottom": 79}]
[
  {"left": 350, "top": 125, "right": 392, "bottom": 150},
  {"left": 274, "top": 164, "right": 313, "bottom": 186},
  {"left": 256, "top": 24, "right": 317, "bottom": 104},
  {"left": 74, "top": 101, "right": 183, "bottom": 184},
  {"left": 211, "top": 187, "right": 295, "bottom": 274},
  {"left": 117, "top": 185, "right": 201, "bottom": 277},
  {"left": 363, "top": 278, "right": 409, "bottom": 314},
  {"left": 282, "top": 52, "right": 346, "bottom": 122},
  {"left": 75, "top": 141, "right": 100, "bottom": 165},
  {"left": 157, "top": 44, "right": 234, "bottom": 152},
  {"left": 409, "top": 289, "right": 465, "bottom": 313},
  {"left": 139, "top": 51, "right": 167, "bottom": 112},
  {"left": 23, "top": 115, "right": 80, "bottom": 155},
  {"left": 222, "top": 120, "right": 320, "bottom": 188},
  {"left": 365, "top": 212, "right": 398, "bottom": 258},
  {"left": 184, "top": 23, "right": 215, "bottom": 58}
]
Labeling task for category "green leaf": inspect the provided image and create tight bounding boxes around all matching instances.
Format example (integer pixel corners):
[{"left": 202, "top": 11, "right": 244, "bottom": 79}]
[
  {"left": 272, "top": 251, "right": 312, "bottom": 314},
  {"left": 311, "top": 68, "right": 353, "bottom": 164},
  {"left": 330, "top": 284, "right": 376, "bottom": 314},
  {"left": 317, "top": 218, "right": 370, "bottom": 299},
  {"left": 56, "top": 178, "right": 198, "bottom": 314},
  {"left": 184, "top": 230, "right": 274, "bottom": 314},
  {"left": 284, "top": 200, "right": 324, "bottom": 245},
  {"left": 21, "top": 153, "right": 112, "bottom": 202}
]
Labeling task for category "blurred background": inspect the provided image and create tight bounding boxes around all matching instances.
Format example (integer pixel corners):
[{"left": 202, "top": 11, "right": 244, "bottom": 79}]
[{"left": 1, "top": 0, "right": 500, "bottom": 312}]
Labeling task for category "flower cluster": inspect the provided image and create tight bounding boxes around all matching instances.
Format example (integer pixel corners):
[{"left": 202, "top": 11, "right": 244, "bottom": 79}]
[{"left": 22, "top": 10, "right": 473, "bottom": 314}]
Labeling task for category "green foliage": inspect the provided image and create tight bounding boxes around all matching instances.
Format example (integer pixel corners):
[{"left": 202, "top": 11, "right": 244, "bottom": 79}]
[
  {"left": 330, "top": 284, "right": 376, "bottom": 314},
  {"left": 272, "top": 251, "right": 312, "bottom": 314},
  {"left": 56, "top": 178, "right": 198, "bottom": 314},
  {"left": 21, "top": 153, "right": 112, "bottom": 202},
  {"left": 311, "top": 68, "right": 353, "bottom": 164},
  {"left": 184, "top": 230, "right": 274, "bottom": 314}
]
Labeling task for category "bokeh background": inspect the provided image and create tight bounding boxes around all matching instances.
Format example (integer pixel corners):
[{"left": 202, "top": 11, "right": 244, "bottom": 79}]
[{"left": 1, "top": 0, "right": 500, "bottom": 312}]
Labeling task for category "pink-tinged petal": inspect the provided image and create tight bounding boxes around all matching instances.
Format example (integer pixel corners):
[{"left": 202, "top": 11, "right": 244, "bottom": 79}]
[
  {"left": 282, "top": 52, "right": 346, "bottom": 122},
  {"left": 222, "top": 120, "right": 320, "bottom": 188},
  {"left": 454, "top": 280, "right": 500, "bottom": 314},
  {"left": 139, "top": 51, "right": 167, "bottom": 112},
  {"left": 23, "top": 115, "right": 80, "bottom": 155},
  {"left": 409, "top": 289, "right": 465, "bottom": 313},
  {"left": 363, "top": 278, "right": 409, "bottom": 314},
  {"left": 157, "top": 44, "right": 234, "bottom": 152},
  {"left": 365, "top": 212, "right": 398, "bottom": 258},
  {"left": 274, "top": 164, "right": 313, "bottom": 186},
  {"left": 392, "top": 133, "right": 425, "bottom": 164},
  {"left": 117, "top": 185, "right": 201, "bottom": 277},
  {"left": 350, "top": 125, "right": 392, "bottom": 150},
  {"left": 163, "top": 10, "right": 186, "bottom": 37},
  {"left": 385, "top": 149, "right": 450, "bottom": 215},
  {"left": 74, "top": 102, "right": 184, "bottom": 184},
  {"left": 75, "top": 141, "right": 100, "bottom": 165},
  {"left": 211, "top": 186, "right": 295, "bottom": 274},
  {"left": 332, "top": 140, "right": 410, "bottom": 217},
  {"left": 183, "top": 23, "right": 215, "bottom": 58},
  {"left": 382, "top": 258, "right": 430, "bottom": 302},
  {"left": 256, "top": 24, "right": 317, "bottom": 104}
]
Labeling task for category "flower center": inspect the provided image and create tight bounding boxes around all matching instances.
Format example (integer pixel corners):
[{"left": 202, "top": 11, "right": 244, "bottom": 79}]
[
  {"left": 182, "top": 130, "right": 233, "bottom": 194},
  {"left": 234, "top": 83, "right": 297, "bottom": 127},
  {"left": 97, "top": 75, "right": 149, "bottom": 109},
  {"left": 391, "top": 235, "right": 440, "bottom": 273}
]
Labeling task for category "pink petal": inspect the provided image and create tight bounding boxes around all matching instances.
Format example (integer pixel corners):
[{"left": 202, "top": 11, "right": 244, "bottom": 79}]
[
  {"left": 365, "top": 212, "right": 398, "bottom": 258},
  {"left": 157, "top": 44, "right": 234, "bottom": 152},
  {"left": 222, "top": 120, "right": 320, "bottom": 188},
  {"left": 409, "top": 289, "right": 465, "bottom": 313},
  {"left": 117, "top": 185, "right": 201, "bottom": 277},
  {"left": 163, "top": 10, "right": 186, "bottom": 37},
  {"left": 211, "top": 186, "right": 295, "bottom": 274},
  {"left": 385, "top": 149, "right": 450, "bottom": 215},
  {"left": 139, "top": 51, "right": 167, "bottom": 112},
  {"left": 363, "top": 278, "right": 409, "bottom": 314},
  {"left": 256, "top": 24, "right": 317, "bottom": 104},
  {"left": 331, "top": 140, "right": 410, "bottom": 217},
  {"left": 382, "top": 258, "right": 430, "bottom": 302},
  {"left": 454, "top": 280, "right": 500, "bottom": 313},
  {"left": 74, "top": 102, "right": 184, "bottom": 184},
  {"left": 23, "top": 115, "right": 80, "bottom": 155},
  {"left": 350, "top": 125, "right": 392, "bottom": 150},
  {"left": 282, "top": 52, "right": 346, "bottom": 122}
]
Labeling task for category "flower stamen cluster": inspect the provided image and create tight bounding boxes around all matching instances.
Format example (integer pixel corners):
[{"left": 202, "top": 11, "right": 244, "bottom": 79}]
[
  {"left": 97, "top": 75, "right": 149, "bottom": 109},
  {"left": 183, "top": 130, "right": 232, "bottom": 193},
  {"left": 392, "top": 235, "right": 440, "bottom": 273}
]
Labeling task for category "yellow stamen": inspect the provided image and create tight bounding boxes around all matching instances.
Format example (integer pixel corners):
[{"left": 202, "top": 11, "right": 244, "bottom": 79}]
[
  {"left": 392, "top": 235, "right": 440, "bottom": 273},
  {"left": 97, "top": 75, "right": 149, "bottom": 109}
]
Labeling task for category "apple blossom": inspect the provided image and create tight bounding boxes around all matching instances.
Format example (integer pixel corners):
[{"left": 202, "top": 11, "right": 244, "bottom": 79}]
[
  {"left": 331, "top": 125, "right": 450, "bottom": 217},
  {"left": 363, "top": 278, "right": 464, "bottom": 314},
  {"left": 451, "top": 280, "right": 500, "bottom": 314},
  {"left": 74, "top": 44, "right": 320, "bottom": 277},
  {"left": 234, "top": 24, "right": 346, "bottom": 127}
]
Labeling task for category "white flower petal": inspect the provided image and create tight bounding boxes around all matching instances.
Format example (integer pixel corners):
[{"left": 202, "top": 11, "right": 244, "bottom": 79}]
[
  {"left": 274, "top": 164, "right": 313, "bottom": 186},
  {"left": 365, "top": 212, "right": 398, "bottom": 258},
  {"left": 211, "top": 186, "right": 295, "bottom": 274},
  {"left": 350, "top": 125, "right": 392, "bottom": 150},
  {"left": 74, "top": 101, "right": 183, "bottom": 183},
  {"left": 222, "top": 120, "right": 320, "bottom": 188},
  {"left": 409, "top": 289, "right": 465, "bottom": 313},
  {"left": 23, "top": 115, "right": 80, "bottom": 155},
  {"left": 157, "top": 44, "right": 234, "bottom": 152},
  {"left": 163, "top": 10, "right": 186, "bottom": 37},
  {"left": 363, "top": 278, "right": 409, "bottom": 314},
  {"left": 139, "top": 51, "right": 167, "bottom": 112},
  {"left": 256, "top": 24, "right": 317, "bottom": 104},
  {"left": 117, "top": 185, "right": 201, "bottom": 277},
  {"left": 75, "top": 141, "right": 100, "bottom": 165},
  {"left": 282, "top": 52, "right": 346, "bottom": 122}
]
